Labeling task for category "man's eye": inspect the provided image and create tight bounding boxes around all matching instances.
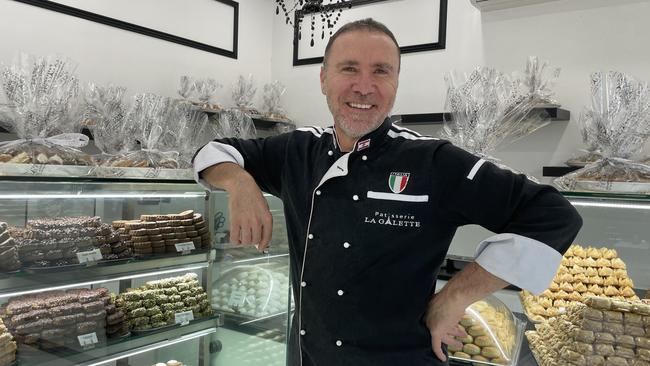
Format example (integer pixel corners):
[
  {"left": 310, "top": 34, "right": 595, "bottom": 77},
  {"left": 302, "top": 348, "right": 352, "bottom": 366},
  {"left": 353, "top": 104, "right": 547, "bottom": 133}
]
[
  {"left": 342, "top": 67, "right": 357, "bottom": 72},
  {"left": 375, "top": 69, "right": 388, "bottom": 74}
]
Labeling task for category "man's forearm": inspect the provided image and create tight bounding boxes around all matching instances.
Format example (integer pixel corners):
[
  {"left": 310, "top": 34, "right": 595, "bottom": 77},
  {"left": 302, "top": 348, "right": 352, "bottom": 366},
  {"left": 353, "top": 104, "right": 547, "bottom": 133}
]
[
  {"left": 437, "top": 262, "right": 510, "bottom": 308},
  {"left": 200, "top": 162, "right": 255, "bottom": 192}
]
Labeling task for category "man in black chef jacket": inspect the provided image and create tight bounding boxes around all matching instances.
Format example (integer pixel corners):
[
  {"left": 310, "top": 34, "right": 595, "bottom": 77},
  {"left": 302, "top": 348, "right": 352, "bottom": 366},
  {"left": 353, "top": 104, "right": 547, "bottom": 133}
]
[{"left": 193, "top": 18, "right": 582, "bottom": 366}]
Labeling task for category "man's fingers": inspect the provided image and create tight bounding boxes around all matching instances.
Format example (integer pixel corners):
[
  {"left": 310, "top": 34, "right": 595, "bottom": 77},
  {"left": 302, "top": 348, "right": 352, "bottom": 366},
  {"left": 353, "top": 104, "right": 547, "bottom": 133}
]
[
  {"left": 250, "top": 219, "right": 263, "bottom": 248},
  {"left": 230, "top": 222, "right": 241, "bottom": 245},
  {"left": 259, "top": 213, "right": 273, "bottom": 251},
  {"left": 449, "top": 326, "right": 467, "bottom": 338},
  {"left": 441, "top": 334, "right": 463, "bottom": 350},
  {"left": 239, "top": 225, "right": 253, "bottom": 246},
  {"left": 431, "top": 335, "right": 446, "bottom": 362}
]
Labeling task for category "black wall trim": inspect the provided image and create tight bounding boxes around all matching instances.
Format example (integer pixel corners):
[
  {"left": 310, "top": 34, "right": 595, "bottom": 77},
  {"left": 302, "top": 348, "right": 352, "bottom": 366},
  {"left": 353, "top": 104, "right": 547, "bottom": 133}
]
[
  {"left": 12, "top": 0, "right": 239, "bottom": 58},
  {"left": 293, "top": 0, "right": 448, "bottom": 66}
]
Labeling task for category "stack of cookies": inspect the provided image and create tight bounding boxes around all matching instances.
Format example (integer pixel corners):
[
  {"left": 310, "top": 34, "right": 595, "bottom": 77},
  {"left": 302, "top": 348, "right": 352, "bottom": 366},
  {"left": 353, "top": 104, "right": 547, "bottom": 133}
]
[
  {"left": 113, "top": 210, "right": 210, "bottom": 256},
  {"left": 527, "top": 297, "right": 650, "bottom": 366},
  {"left": 115, "top": 273, "right": 212, "bottom": 331},
  {"left": 0, "top": 318, "right": 16, "bottom": 366},
  {"left": 0, "top": 222, "right": 20, "bottom": 272},
  {"left": 1, "top": 288, "right": 109, "bottom": 352},
  {"left": 12, "top": 216, "right": 106, "bottom": 267},
  {"left": 104, "top": 297, "right": 128, "bottom": 339},
  {"left": 520, "top": 244, "right": 639, "bottom": 323},
  {"left": 448, "top": 300, "right": 516, "bottom": 365},
  {"left": 96, "top": 224, "right": 132, "bottom": 260}
]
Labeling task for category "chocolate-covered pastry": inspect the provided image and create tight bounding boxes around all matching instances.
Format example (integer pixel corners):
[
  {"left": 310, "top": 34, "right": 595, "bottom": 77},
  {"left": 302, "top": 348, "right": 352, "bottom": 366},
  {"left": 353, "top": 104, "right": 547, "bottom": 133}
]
[
  {"left": 106, "top": 310, "right": 124, "bottom": 326},
  {"left": 76, "top": 321, "right": 97, "bottom": 334},
  {"left": 10, "top": 309, "right": 48, "bottom": 325},
  {"left": 82, "top": 300, "right": 104, "bottom": 313},
  {"left": 85, "top": 310, "right": 106, "bottom": 321},
  {"left": 15, "top": 319, "right": 47, "bottom": 334}
]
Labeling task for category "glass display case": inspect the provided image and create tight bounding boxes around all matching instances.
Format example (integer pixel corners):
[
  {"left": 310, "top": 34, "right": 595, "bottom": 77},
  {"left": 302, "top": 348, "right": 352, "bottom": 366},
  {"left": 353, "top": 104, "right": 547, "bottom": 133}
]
[
  {"left": 0, "top": 176, "right": 220, "bottom": 366},
  {"left": 208, "top": 192, "right": 292, "bottom": 366},
  {"left": 446, "top": 191, "right": 650, "bottom": 366},
  {"left": 448, "top": 191, "right": 650, "bottom": 291}
]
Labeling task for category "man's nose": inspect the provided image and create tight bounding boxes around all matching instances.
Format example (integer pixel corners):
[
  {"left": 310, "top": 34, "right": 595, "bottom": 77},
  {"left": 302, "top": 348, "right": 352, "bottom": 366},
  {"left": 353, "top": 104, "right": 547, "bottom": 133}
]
[{"left": 351, "top": 72, "right": 374, "bottom": 95}]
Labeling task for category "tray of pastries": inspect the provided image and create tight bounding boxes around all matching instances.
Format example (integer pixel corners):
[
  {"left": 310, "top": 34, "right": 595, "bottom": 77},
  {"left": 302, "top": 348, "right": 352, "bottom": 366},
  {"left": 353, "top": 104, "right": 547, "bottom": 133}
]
[
  {"left": 526, "top": 296, "right": 650, "bottom": 366},
  {"left": 520, "top": 244, "right": 639, "bottom": 323},
  {"left": 448, "top": 295, "right": 525, "bottom": 366}
]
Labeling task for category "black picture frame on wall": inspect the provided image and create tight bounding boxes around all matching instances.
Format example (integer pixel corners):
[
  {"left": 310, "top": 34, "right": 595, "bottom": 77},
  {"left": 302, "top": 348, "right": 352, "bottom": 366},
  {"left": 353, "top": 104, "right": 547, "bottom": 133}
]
[
  {"left": 292, "top": 0, "right": 447, "bottom": 66},
  {"left": 11, "top": 0, "right": 239, "bottom": 59}
]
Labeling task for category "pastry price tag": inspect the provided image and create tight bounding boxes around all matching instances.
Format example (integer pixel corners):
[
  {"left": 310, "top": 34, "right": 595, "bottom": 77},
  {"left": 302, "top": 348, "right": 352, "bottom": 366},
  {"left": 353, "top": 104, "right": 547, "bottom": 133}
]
[
  {"left": 228, "top": 290, "right": 247, "bottom": 308},
  {"left": 175, "top": 241, "right": 195, "bottom": 255},
  {"left": 174, "top": 311, "right": 194, "bottom": 326},
  {"left": 77, "top": 332, "right": 98, "bottom": 347},
  {"left": 77, "top": 249, "right": 103, "bottom": 265}
]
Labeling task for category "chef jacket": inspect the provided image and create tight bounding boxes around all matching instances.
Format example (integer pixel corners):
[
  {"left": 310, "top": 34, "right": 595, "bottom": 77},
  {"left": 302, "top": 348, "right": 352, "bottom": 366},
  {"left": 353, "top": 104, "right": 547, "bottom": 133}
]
[{"left": 193, "top": 117, "right": 583, "bottom": 366}]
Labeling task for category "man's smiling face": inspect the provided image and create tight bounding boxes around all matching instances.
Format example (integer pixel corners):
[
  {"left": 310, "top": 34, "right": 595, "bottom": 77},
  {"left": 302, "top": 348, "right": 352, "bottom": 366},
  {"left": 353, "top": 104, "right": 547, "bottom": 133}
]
[{"left": 320, "top": 29, "right": 399, "bottom": 140}]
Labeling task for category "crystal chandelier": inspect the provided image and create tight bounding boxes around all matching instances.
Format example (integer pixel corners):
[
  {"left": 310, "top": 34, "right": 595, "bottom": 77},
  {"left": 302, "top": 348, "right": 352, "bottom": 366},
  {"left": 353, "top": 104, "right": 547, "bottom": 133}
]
[{"left": 276, "top": 0, "right": 352, "bottom": 47}]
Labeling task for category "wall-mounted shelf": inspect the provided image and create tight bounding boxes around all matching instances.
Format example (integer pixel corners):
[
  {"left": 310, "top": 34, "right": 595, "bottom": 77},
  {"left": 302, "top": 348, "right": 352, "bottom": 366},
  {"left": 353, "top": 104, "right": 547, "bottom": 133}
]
[
  {"left": 0, "top": 126, "right": 94, "bottom": 140},
  {"left": 470, "top": 0, "right": 561, "bottom": 12},
  {"left": 395, "top": 107, "right": 570, "bottom": 125},
  {"left": 542, "top": 165, "right": 580, "bottom": 177}
]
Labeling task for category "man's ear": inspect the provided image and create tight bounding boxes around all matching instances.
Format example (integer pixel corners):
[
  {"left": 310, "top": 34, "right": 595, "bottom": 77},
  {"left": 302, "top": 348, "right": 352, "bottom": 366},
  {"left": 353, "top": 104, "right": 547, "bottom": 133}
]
[{"left": 320, "top": 66, "right": 326, "bottom": 95}]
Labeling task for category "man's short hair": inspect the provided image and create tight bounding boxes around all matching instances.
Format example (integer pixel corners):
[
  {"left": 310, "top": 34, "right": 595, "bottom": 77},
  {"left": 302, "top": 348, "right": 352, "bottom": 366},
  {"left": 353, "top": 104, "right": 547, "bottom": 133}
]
[{"left": 323, "top": 18, "right": 401, "bottom": 71}]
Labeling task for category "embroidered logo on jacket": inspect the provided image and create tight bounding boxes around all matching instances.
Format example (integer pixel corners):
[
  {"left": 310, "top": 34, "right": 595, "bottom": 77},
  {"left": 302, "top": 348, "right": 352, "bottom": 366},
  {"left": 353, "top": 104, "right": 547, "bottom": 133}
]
[
  {"left": 357, "top": 139, "right": 371, "bottom": 151},
  {"left": 388, "top": 172, "right": 410, "bottom": 194}
]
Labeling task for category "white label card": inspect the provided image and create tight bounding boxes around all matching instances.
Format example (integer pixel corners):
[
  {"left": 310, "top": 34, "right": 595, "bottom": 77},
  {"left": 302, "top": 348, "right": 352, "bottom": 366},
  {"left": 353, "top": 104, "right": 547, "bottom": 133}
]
[
  {"left": 175, "top": 241, "right": 195, "bottom": 254},
  {"left": 174, "top": 310, "right": 194, "bottom": 326},
  {"left": 77, "top": 249, "right": 103, "bottom": 264},
  {"left": 77, "top": 332, "right": 99, "bottom": 347},
  {"left": 228, "top": 290, "right": 247, "bottom": 308}
]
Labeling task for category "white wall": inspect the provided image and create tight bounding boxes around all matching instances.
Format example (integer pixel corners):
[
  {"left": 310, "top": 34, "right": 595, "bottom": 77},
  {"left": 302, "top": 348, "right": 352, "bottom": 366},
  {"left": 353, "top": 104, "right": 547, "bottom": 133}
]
[
  {"left": 271, "top": 0, "right": 650, "bottom": 178},
  {"left": 0, "top": 0, "right": 274, "bottom": 106}
]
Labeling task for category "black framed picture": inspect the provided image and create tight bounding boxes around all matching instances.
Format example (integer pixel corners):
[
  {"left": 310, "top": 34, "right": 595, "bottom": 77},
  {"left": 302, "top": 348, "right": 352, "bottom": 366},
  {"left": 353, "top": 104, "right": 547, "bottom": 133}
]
[
  {"left": 12, "top": 0, "right": 239, "bottom": 58},
  {"left": 293, "top": 0, "right": 447, "bottom": 66}
]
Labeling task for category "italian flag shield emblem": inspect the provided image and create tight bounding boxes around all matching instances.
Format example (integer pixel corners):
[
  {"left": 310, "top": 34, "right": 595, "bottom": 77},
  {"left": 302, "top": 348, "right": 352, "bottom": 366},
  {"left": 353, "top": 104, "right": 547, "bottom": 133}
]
[{"left": 388, "top": 172, "right": 410, "bottom": 194}]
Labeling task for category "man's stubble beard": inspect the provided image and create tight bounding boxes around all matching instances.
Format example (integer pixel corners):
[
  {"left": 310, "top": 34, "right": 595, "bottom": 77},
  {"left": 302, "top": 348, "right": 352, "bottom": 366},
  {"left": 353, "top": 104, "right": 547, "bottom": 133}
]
[
  {"left": 327, "top": 97, "right": 391, "bottom": 139},
  {"left": 335, "top": 115, "right": 384, "bottom": 139}
]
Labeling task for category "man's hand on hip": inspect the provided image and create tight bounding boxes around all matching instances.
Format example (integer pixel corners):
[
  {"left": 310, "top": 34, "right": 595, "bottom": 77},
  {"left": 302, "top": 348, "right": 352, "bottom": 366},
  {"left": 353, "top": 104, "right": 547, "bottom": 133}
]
[
  {"left": 425, "top": 262, "right": 510, "bottom": 362},
  {"left": 424, "top": 292, "right": 467, "bottom": 362},
  {"left": 201, "top": 163, "right": 273, "bottom": 251}
]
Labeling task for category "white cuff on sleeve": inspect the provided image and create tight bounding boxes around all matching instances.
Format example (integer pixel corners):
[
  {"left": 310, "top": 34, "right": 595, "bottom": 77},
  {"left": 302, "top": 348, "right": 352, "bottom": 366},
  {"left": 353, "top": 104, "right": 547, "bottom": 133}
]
[
  {"left": 474, "top": 233, "right": 562, "bottom": 295},
  {"left": 192, "top": 142, "right": 245, "bottom": 191}
]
